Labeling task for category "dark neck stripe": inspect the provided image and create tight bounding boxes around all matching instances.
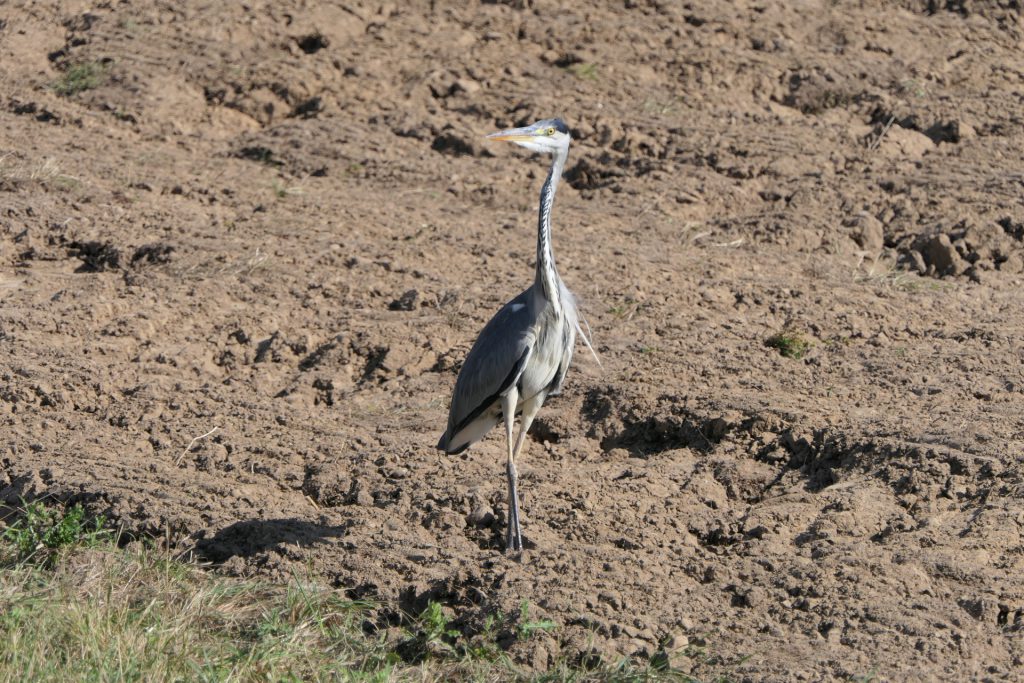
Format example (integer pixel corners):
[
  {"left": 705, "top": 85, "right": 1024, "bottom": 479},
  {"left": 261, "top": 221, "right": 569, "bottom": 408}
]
[{"left": 535, "top": 148, "right": 567, "bottom": 307}]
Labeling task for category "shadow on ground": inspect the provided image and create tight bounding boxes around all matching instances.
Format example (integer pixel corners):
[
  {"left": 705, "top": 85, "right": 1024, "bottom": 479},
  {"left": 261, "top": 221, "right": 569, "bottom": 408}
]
[{"left": 195, "top": 518, "right": 350, "bottom": 562}]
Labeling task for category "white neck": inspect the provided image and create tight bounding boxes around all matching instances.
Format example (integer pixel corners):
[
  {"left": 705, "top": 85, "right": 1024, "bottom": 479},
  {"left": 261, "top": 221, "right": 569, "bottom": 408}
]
[{"left": 535, "top": 145, "right": 568, "bottom": 310}]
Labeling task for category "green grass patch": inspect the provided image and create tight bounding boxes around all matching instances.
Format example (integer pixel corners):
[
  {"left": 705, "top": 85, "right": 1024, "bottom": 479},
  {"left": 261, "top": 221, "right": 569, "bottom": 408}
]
[
  {"left": 52, "top": 61, "right": 108, "bottom": 96},
  {"left": 1, "top": 501, "right": 113, "bottom": 567},
  {"left": 765, "top": 328, "right": 811, "bottom": 360},
  {"left": 0, "top": 501, "right": 739, "bottom": 681}
]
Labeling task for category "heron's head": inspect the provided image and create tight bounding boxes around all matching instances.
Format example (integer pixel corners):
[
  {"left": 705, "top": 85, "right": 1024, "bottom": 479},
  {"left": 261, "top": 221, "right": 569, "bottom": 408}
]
[{"left": 486, "top": 118, "right": 570, "bottom": 155}]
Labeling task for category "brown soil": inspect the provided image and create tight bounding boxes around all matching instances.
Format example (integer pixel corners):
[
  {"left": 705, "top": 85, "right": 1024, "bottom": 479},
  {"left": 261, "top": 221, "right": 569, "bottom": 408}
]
[{"left": 2, "top": 1, "right": 1023, "bottom": 679}]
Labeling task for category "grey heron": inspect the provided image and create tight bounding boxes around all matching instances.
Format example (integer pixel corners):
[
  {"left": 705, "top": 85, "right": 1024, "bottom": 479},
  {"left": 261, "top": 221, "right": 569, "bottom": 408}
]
[{"left": 436, "top": 118, "right": 594, "bottom": 553}]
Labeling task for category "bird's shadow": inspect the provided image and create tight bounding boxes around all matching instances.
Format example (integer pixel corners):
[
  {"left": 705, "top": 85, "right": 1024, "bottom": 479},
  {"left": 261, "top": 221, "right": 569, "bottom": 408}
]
[{"left": 194, "top": 517, "right": 349, "bottom": 562}]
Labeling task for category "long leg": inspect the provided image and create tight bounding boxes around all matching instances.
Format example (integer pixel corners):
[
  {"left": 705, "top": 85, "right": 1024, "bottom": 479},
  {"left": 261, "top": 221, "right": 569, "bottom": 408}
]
[
  {"left": 500, "top": 387, "right": 521, "bottom": 552},
  {"left": 512, "top": 399, "right": 542, "bottom": 462},
  {"left": 506, "top": 397, "right": 544, "bottom": 552}
]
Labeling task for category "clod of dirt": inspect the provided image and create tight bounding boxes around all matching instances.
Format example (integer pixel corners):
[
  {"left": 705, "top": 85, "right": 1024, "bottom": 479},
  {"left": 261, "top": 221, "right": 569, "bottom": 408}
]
[
  {"left": 255, "top": 331, "right": 310, "bottom": 364},
  {"left": 295, "top": 33, "right": 329, "bottom": 54},
  {"left": 564, "top": 156, "right": 626, "bottom": 191},
  {"left": 431, "top": 127, "right": 483, "bottom": 157},
  {"left": 291, "top": 96, "right": 324, "bottom": 118},
  {"left": 388, "top": 289, "right": 419, "bottom": 311},
  {"left": 918, "top": 233, "right": 965, "bottom": 276},
  {"left": 962, "top": 222, "right": 1016, "bottom": 264},
  {"left": 130, "top": 243, "right": 174, "bottom": 266},
  {"left": 846, "top": 212, "right": 884, "bottom": 253},
  {"left": 924, "top": 119, "right": 976, "bottom": 144},
  {"left": 997, "top": 217, "right": 1024, "bottom": 242},
  {"left": 392, "top": 118, "right": 436, "bottom": 142},
  {"left": 69, "top": 240, "right": 120, "bottom": 272},
  {"left": 781, "top": 69, "right": 863, "bottom": 115},
  {"left": 8, "top": 99, "right": 61, "bottom": 124},
  {"left": 302, "top": 465, "right": 351, "bottom": 507},
  {"left": 879, "top": 126, "right": 934, "bottom": 159},
  {"left": 467, "top": 504, "right": 494, "bottom": 528},
  {"left": 236, "top": 145, "right": 282, "bottom": 166},
  {"left": 998, "top": 251, "right": 1024, "bottom": 274},
  {"left": 235, "top": 88, "right": 288, "bottom": 126}
]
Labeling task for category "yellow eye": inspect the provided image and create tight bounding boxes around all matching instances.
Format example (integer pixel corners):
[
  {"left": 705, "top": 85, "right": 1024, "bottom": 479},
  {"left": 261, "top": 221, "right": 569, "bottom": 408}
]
[{"left": 546, "top": 127, "right": 555, "bottom": 136}]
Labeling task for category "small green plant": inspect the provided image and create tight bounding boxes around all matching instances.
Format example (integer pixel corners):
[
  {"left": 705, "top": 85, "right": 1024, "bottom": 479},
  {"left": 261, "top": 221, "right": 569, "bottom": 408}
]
[
  {"left": 420, "top": 602, "right": 459, "bottom": 645},
  {"left": 398, "top": 600, "right": 556, "bottom": 666},
  {"left": 1, "top": 501, "right": 111, "bottom": 565},
  {"left": 608, "top": 303, "right": 628, "bottom": 319},
  {"left": 399, "top": 601, "right": 460, "bottom": 660},
  {"left": 464, "top": 612, "right": 505, "bottom": 662},
  {"left": 52, "top": 62, "right": 108, "bottom": 96},
  {"left": 765, "top": 328, "right": 811, "bottom": 360},
  {"left": 516, "top": 600, "right": 556, "bottom": 640},
  {"left": 853, "top": 666, "right": 880, "bottom": 683},
  {"left": 567, "top": 62, "right": 599, "bottom": 80},
  {"left": 898, "top": 79, "right": 928, "bottom": 98},
  {"left": 641, "top": 97, "right": 683, "bottom": 116},
  {"left": 272, "top": 180, "right": 304, "bottom": 199}
]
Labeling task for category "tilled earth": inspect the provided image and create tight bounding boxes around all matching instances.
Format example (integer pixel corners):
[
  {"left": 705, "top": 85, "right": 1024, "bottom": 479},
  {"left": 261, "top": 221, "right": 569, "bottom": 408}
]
[{"left": 2, "top": 1, "right": 1023, "bottom": 679}]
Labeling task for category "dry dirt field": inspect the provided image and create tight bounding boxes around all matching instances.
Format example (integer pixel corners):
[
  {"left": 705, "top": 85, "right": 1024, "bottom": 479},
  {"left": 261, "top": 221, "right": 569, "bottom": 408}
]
[{"left": 2, "top": 1, "right": 1024, "bottom": 680}]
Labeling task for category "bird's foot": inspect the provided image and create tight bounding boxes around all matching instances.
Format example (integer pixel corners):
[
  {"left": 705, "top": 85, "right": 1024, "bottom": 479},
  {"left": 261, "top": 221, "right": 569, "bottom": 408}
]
[
  {"left": 506, "top": 460, "right": 524, "bottom": 553},
  {"left": 505, "top": 498, "right": 524, "bottom": 553},
  {"left": 505, "top": 524, "right": 523, "bottom": 554},
  {"left": 505, "top": 490, "right": 524, "bottom": 553}
]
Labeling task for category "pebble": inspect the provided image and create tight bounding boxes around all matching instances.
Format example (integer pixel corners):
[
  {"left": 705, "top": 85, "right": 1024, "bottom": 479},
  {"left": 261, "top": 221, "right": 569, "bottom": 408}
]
[
  {"left": 405, "top": 549, "right": 435, "bottom": 563},
  {"left": 387, "top": 467, "right": 410, "bottom": 480},
  {"left": 664, "top": 631, "right": 689, "bottom": 649},
  {"left": 452, "top": 78, "right": 480, "bottom": 95}
]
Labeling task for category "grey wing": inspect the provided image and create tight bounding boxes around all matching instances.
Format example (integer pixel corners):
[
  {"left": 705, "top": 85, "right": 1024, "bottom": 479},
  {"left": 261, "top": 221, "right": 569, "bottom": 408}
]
[{"left": 439, "top": 289, "right": 535, "bottom": 451}]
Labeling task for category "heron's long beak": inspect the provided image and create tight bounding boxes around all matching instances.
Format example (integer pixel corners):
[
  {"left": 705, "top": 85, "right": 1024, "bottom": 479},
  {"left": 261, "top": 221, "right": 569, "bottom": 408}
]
[{"left": 485, "top": 125, "right": 538, "bottom": 142}]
